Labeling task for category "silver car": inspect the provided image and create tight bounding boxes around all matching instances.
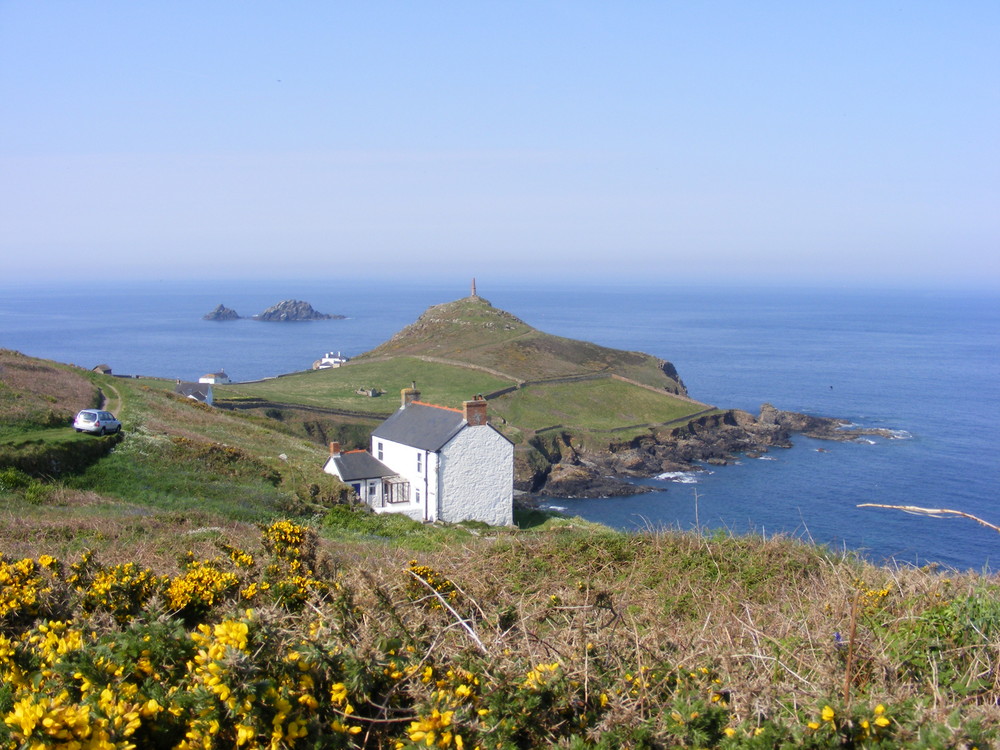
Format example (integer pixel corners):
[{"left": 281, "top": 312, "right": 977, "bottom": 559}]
[{"left": 73, "top": 409, "right": 122, "bottom": 435}]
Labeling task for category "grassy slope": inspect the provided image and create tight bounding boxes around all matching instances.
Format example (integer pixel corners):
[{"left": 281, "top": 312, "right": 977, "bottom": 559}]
[
  {"left": 219, "top": 358, "right": 515, "bottom": 415},
  {"left": 491, "top": 378, "right": 712, "bottom": 432},
  {"left": 1, "top": 353, "right": 348, "bottom": 557},
  {"left": 0, "top": 349, "right": 100, "bottom": 440},
  {"left": 219, "top": 295, "right": 708, "bottom": 444},
  {"left": 359, "top": 295, "right": 687, "bottom": 390}
]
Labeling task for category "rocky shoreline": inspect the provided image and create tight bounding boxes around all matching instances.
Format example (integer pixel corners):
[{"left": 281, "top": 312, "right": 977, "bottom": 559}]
[{"left": 519, "top": 403, "right": 899, "bottom": 498}]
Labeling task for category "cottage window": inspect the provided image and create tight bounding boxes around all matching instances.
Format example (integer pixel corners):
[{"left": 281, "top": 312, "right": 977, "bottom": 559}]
[
  {"left": 384, "top": 477, "right": 410, "bottom": 504},
  {"left": 415, "top": 488, "right": 421, "bottom": 505},
  {"left": 377, "top": 442, "right": 384, "bottom": 460},
  {"left": 416, "top": 453, "right": 422, "bottom": 474}
]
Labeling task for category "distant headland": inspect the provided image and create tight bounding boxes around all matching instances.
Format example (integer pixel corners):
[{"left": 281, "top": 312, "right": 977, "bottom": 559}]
[{"left": 203, "top": 300, "right": 344, "bottom": 322}]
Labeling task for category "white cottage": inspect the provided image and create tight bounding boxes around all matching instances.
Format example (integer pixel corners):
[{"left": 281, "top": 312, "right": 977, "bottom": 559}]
[
  {"left": 174, "top": 381, "right": 214, "bottom": 406},
  {"left": 199, "top": 370, "right": 231, "bottom": 384},
  {"left": 323, "top": 385, "right": 514, "bottom": 526}
]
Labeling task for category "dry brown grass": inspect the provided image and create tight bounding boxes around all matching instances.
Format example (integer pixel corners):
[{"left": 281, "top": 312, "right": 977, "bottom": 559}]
[
  {"left": 312, "top": 529, "right": 1000, "bottom": 734},
  {"left": 0, "top": 349, "right": 99, "bottom": 428},
  {"left": 0, "top": 495, "right": 262, "bottom": 573},
  {"left": 4, "top": 513, "right": 998, "bottom": 742}
]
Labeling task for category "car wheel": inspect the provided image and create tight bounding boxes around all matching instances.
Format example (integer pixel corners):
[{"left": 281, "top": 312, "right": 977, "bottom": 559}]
[
  {"left": 98, "top": 427, "right": 105, "bottom": 436},
  {"left": 115, "top": 425, "right": 122, "bottom": 434},
  {"left": 75, "top": 428, "right": 82, "bottom": 433}
]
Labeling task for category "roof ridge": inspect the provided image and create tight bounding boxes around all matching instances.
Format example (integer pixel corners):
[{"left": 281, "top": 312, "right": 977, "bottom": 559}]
[{"left": 411, "top": 400, "right": 462, "bottom": 414}]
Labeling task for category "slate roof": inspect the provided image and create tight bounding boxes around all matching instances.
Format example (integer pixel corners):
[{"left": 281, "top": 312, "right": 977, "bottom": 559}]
[
  {"left": 371, "top": 402, "right": 466, "bottom": 452},
  {"left": 327, "top": 451, "right": 396, "bottom": 481},
  {"left": 174, "top": 382, "right": 211, "bottom": 402}
]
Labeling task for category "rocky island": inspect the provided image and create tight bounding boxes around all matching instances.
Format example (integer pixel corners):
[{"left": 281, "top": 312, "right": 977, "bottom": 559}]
[
  {"left": 203, "top": 300, "right": 345, "bottom": 321},
  {"left": 253, "top": 300, "right": 344, "bottom": 322},
  {"left": 203, "top": 304, "right": 241, "bottom": 321}
]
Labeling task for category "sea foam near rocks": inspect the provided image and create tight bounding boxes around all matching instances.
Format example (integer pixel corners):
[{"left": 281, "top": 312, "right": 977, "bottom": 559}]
[{"left": 656, "top": 471, "right": 703, "bottom": 484}]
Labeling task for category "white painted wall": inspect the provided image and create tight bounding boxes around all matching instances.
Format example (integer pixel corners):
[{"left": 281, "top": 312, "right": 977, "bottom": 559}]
[
  {"left": 364, "top": 424, "right": 512, "bottom": 526},
  {"left": 439, "top": 426, "right": 513, "bottom": 526},
  {"left": 371, "top": 436, "right": 432, "bottom": 520}
]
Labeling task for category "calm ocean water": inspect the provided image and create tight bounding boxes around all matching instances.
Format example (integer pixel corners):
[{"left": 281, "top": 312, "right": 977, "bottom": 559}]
[{"left": 2, "top": 279, "right": 998, "bottom": 571}]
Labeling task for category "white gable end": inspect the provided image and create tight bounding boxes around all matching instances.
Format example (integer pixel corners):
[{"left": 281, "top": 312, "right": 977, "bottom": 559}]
[{"left": 438, "top": 425, "right": 513, "bottom": 526}]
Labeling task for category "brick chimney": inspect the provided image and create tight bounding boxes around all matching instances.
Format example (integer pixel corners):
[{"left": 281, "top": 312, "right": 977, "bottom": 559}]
[
  {"left": 463, "top": 395, "right": 488, "bottom": 426},
  {"left": 329, "top": 441, "right": 341, "bottom": 456},
  {"left": 401, "top": 382, "right": 420, "bottom": 408}
]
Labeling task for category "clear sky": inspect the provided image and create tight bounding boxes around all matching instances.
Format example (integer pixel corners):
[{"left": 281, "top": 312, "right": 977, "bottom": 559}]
[{"left": 2, "top": 2, "right": 998, "bottom": 288}]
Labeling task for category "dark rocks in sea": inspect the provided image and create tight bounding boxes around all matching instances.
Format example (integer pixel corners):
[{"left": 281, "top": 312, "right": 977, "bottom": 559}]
[
  {"left": 254, "top": 300, "right": 345, "bottom": 322},
  {"left": 203, "top": 304, "right": 241, "bottom": 321},
  {"left": 521, "top": 403, "right": 900, "bottom": 498}
]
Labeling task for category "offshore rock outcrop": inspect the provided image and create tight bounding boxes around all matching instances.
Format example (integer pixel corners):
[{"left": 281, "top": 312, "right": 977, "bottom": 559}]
[
  {"left": 203, "top": 304, "right": 241, "bottom": 321},
  {"left": 522, "top": 404, "right": 899, "bottom": 498},
  {"left": 254, "top": 300, "right": 344, "bottom": 322}
]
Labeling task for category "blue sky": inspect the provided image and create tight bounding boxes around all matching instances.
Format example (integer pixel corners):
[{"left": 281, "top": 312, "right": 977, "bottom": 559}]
[{"left": 2, "top": 2, "right": 998, "bottom": 288}]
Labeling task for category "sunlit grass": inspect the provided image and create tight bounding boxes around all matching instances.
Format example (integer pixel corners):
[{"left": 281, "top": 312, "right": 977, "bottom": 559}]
[{"left": 218, "top": 357, "right": 515, "bottom": 414}]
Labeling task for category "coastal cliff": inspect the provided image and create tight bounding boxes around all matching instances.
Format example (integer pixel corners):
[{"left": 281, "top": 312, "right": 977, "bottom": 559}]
[{"left": 520, "top": 404, "right": 898, "bottom": 498}]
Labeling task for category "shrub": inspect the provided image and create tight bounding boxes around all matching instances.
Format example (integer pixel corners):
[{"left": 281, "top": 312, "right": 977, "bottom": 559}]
[
  {"left": 1, "top": 525, "right": 998, "bottom": 749},
  {"left": 0, "top": 468, "right": 32, "bottom": 493}
]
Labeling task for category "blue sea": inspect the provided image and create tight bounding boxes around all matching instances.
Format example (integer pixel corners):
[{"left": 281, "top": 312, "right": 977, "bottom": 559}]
[{"left": 2, "top": 279, "right": 998, "bottom": 572}]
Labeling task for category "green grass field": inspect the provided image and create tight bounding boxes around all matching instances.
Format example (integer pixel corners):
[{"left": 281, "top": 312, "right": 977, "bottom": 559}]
[
  {"left": 217, "top": 357, "right": 516, "bottom": 415},
  {"left": 218, "top": 360, "right": 707, "bottom": 440},
  {"left": 490, "top": 377, "right": 706, "bottom": 432}
]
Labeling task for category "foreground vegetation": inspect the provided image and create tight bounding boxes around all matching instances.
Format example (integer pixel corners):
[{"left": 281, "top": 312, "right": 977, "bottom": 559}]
[{"left": 2, "top": 512, "right": 998, "bottom": 749}]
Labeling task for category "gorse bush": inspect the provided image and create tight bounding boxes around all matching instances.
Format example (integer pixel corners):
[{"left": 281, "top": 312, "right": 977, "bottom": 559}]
[{"left": 1, "top": 523, "right": 997, "bottom": 748}]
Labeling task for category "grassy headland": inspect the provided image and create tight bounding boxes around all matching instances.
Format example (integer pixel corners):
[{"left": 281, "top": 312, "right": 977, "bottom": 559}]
[{"left": 215, "top": 296, "right": 711, "bottom": 473}]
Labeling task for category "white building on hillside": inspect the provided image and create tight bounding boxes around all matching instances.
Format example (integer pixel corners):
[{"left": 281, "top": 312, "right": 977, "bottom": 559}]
[
  {"left": 199, "top": 370, "right": 231, "bottom": 384},
  {"left": 174, "top": 381, "right": 214, "bottom": 406},
  {"left": 323, "top": 385, "right": 513, "bottom": 526},
  {"left": 314, "top": 351, "right": 350, "bottom": 369}
]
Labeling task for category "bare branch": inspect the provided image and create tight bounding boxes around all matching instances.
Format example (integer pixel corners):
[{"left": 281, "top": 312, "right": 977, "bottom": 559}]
[
  {"left": 407, "top": 569, "right": 489, "bottom": 656},
  {"left": 857, "top": 503, "right": 1000, "bottom": 534}
]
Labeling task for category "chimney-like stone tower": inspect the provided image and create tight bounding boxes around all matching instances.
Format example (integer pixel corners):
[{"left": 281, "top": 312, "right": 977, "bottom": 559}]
[
  {"left": 471, "top": 278, "right": 477, "bottom": 297},
  {"left": 401, "top": 382, "right": 420, "bottom": 408},
  {"left": 463, "top": 395, "right": 488, "bottom": 426}
]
